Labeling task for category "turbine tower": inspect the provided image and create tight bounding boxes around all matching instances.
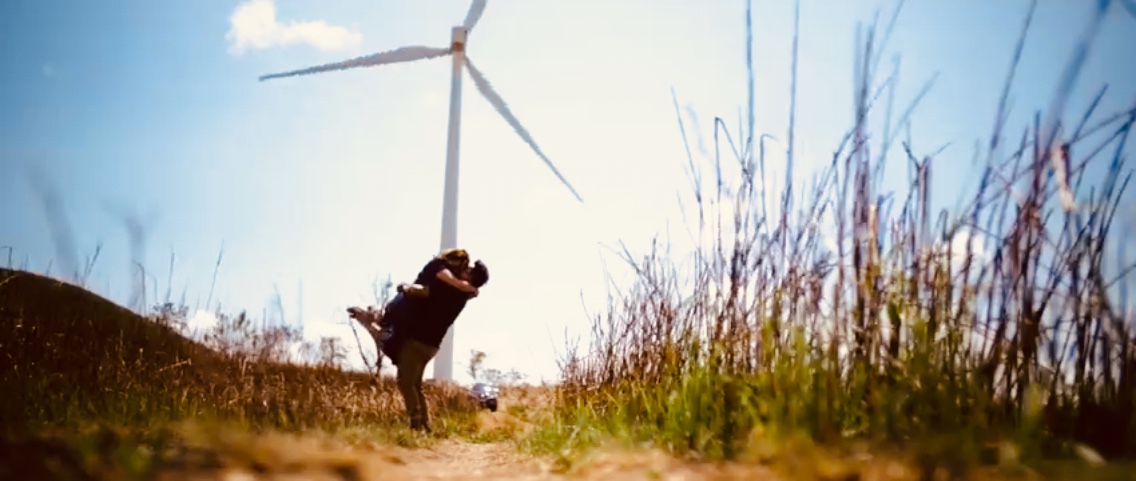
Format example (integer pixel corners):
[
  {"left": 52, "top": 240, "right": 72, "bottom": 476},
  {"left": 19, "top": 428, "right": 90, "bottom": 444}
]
[{"left": 258, "top": 0, "right": 583, "bottom": 382}]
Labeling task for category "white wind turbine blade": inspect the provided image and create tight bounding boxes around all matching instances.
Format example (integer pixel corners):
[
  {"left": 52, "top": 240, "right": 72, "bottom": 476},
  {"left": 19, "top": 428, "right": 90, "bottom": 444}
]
[
  {"left": 463, "top": 0, "right": 488, "bottom": 31},
  {"left": 465, "top": 57, "right": 584, "bottom": 203},
  {"left": 259, "top": 46, "right": 452, "bottom": 81}
]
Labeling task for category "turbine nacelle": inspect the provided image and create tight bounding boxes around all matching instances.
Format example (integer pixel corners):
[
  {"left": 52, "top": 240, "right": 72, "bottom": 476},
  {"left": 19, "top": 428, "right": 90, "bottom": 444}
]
[{"left": 451, "top": 26, "right": 468, "bottom": 52}]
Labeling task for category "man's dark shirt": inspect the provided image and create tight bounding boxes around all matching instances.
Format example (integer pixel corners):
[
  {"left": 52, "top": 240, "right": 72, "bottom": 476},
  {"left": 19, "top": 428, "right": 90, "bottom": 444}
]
[
  {"left": 406, "top": 281, "right": 470, "bottom": 348},
  {"left": 401, "top": 257, "right": 472, "bottom": 348},
  {"left": 397, "top": 258, "right": 449, "bottom": 318}
]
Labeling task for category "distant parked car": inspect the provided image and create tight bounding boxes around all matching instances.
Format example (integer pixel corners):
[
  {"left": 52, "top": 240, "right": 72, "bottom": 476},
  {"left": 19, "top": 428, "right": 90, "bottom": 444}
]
[{"left": 469, "top": 382, "right": 499, "bottom": 412}]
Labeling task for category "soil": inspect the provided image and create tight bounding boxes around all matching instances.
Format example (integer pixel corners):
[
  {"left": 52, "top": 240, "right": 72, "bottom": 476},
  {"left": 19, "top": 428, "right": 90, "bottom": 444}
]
[
  {"left": 142, "top": 389, "right": 787, "bottom": 481},
  {"left": 147, "top": 438, "right": 788, "bottom": 481}
]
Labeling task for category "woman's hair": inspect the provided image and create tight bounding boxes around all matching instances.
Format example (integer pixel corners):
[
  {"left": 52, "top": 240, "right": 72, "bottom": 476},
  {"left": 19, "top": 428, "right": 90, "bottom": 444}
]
[
  {"left": 438, "top": 248, "right": 471, "bottom": 270},
  {"left": 468, "top": 260, "right": 489, "bottom": 288}
]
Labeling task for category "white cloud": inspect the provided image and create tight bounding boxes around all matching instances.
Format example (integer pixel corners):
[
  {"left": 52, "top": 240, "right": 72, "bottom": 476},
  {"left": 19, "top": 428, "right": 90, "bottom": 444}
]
[{"left": 225, "top": 0, "right": 362, "bottom": 56}]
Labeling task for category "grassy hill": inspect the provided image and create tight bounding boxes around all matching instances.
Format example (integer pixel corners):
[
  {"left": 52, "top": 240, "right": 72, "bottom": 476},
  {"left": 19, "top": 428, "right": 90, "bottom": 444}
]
[{"left": 0, "top": 267, "right": 477, "bottom": 432}]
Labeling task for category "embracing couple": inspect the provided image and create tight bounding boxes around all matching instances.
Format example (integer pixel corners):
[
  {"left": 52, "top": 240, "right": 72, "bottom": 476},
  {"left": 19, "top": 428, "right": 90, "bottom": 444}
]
[{"left": 347, "top": 248, "right": 488, "bottom": 432}]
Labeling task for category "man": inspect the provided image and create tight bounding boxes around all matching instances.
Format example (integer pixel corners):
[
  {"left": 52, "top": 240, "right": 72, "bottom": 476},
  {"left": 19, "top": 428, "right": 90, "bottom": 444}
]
[
  {"left": 347, "top": 248, "right": 489, "bottom": 431},
  {"left": 396, "top": 256, "right": 488, "bottom": 432}
]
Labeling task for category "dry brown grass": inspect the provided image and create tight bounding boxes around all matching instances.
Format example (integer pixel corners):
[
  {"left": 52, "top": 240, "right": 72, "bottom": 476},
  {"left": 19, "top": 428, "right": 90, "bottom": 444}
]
[
  {"left": 0, "top": 380, "right": 560, "bottom": 481},
  {"left": 0, "top": 266, "right": 479, "bottom": 439}
]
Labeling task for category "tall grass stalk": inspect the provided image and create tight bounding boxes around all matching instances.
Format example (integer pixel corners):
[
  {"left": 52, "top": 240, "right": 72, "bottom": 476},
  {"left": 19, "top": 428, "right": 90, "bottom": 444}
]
[{"left": 552, "top": 2, "right": 1136, "bottom": 461}]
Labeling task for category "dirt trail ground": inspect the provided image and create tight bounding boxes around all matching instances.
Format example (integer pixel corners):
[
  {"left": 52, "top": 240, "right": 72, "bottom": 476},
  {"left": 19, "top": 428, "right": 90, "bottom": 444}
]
[
  {"left": 150, "top": 435, "right": 1123, "bottom": 481},
  {"left": 375, "top": 439, "right": 551, "bottom": 481},
  {"left": 381, "top": 439, "right": 788, "bottom": 481},
  {"left": 146, "top": 439, "right": 546, "bottom": 481},
  {"left": 138, "top": 388, "right": 1072, "bottom": 481},
  {"left": 152, "top": 437, "right": 775, "bottom": 481},
  {"left": 17, "top": 389, "right": 1117, "bottom": 481},
  {"left": 148, "top": 388, "right": 785, "bottom": 481}
]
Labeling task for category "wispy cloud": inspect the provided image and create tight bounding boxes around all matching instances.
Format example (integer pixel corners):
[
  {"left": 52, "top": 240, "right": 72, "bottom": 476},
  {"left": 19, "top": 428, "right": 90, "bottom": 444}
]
[{"left": 225, "top": 0, "right": 362, "bottom": 56}]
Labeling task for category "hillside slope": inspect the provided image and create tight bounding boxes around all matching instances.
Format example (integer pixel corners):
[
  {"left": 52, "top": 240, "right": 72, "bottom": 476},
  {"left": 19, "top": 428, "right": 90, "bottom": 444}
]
[{"left": 0, "top": 268, "right": 475, "bottom": 430}]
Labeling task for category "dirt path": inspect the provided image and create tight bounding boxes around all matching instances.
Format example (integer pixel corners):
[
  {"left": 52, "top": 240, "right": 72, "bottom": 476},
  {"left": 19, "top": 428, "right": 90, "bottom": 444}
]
[
  {"left": 144, "top": 388, "right": 937, "bottom": 481},
  {"left": 150, "top": 434, "right": 774, "bottom": 481},
  {"left": 364, "top": 439, "right": 786, "bottom": 481},
  {"left": 381, "top": 439, "right": 551, "bottom": 481},
  {"left": 145, "top": 427, "right": 1081, "bottom": 481},
  {"left": 151, "top": 438, "right": 542, "bottom": 481}
]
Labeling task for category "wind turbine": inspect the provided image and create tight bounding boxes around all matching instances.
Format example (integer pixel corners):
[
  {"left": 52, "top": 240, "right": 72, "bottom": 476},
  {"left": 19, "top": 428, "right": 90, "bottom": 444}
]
[{"left": 258, "top": 0, "right": 584, "bottom": 382}]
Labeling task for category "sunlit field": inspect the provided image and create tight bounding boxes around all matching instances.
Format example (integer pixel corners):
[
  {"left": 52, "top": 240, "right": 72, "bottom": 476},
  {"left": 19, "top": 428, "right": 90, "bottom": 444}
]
[{"left": 3, "top": 1, "right": 1135, "bottom": 480}]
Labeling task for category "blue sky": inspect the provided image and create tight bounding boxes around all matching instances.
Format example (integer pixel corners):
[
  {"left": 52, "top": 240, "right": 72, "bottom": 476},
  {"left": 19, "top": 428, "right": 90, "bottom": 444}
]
[{"left": 2, "top": 0, "right": 1135, "bottom": 383}]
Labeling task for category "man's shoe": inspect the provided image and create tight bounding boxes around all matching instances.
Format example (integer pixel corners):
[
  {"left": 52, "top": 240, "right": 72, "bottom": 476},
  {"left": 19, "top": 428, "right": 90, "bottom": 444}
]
[{"left": 409, "top": 420, "right": 432, "bottom": 434}]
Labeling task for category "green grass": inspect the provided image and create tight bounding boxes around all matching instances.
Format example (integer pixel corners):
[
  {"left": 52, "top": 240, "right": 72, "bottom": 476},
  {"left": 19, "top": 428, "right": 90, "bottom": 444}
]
[{"left": 524, "top": 0, "right": 1136, "bottom": 476}]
